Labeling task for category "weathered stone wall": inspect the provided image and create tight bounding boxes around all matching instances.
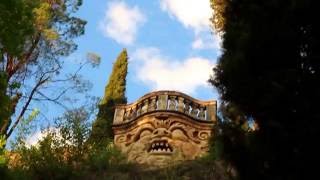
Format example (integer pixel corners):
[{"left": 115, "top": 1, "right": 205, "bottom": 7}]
[{"left": 112, "top": 90, "right": 216, "bottom": 167}]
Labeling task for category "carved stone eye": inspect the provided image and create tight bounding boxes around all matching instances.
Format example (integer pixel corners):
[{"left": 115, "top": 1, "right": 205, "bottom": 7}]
[
  {"left": 139, "top": 129, "right": 152, "bottom": 139},
  {"left": 172, "top": 129, "right": 188, "bottom": 141}
]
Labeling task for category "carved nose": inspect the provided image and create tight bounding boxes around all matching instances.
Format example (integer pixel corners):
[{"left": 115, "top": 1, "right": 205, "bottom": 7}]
[{"left": 153, "top": 128, "right": 171, "bottom": 137}]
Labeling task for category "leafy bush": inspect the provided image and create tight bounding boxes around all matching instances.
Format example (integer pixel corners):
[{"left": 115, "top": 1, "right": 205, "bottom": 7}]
[{"left": 5, "top": 106, "right": 129, "bottom": 180}]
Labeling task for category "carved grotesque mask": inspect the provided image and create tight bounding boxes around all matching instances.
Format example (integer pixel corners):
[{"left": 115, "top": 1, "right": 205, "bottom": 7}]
[{"left": 113, "top": 113, "right": 212, "bottom": 167}]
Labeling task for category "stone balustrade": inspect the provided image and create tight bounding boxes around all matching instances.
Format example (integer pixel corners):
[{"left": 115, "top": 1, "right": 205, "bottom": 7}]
[{"left": 113, "top": 91, "right": 217, "bottom": 125}]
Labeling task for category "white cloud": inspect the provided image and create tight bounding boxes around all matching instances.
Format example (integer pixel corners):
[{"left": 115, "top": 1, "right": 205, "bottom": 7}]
[
  {"left": 131, "top": 47, "right": 215, "bottom": 94},
  {"left": 25, "top": 128, "right": 60, "bottom": 147},
  {"left": 99, "top": 1, "right": 146, "bottom": 45},
  {"left": 192, "top": 32, "right": 221, "bottom": 50},
  {"left": 25, "top": 131, "right": 45, "bottom": 147},
  {"left": 160, "top": 0, "right": 221, "bottom": 50},
  {"left": 160, "top": 0, "right": 212, "bottom": 32}
]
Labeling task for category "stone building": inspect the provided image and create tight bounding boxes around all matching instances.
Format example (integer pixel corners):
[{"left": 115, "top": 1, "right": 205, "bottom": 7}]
[{"left": 112, "top": 90, "right": 217, "bottom": 167}]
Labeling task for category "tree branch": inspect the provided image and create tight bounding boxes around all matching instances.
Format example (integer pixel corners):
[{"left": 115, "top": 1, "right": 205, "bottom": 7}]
[{"left": 6, "top": 74, "right": 49, "bottom": 139}]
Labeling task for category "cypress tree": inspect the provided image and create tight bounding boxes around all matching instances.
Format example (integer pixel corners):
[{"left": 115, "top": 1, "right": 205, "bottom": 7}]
[{"left": 89, "top": 49, "right": 128, "bottom": 145}]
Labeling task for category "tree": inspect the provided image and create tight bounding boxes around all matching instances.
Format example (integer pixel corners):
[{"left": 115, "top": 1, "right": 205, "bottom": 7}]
[
  {"left": 10, "top": 104, "right": 98, "bottom": 179},
  {"left": 0, "top": 0, "right": 86, "bottom": 140},
  {"left": 210, "top": 0, "right": 227, "bottom": 34},
  {"left": 210, "top": 0, "right": 320, "bottom": 179},
  {"left": 0, "top": 73, "right": 10, "bottom": 131},
  {"left": 89, "top": 49, "right": 128, "bottom": 145}
]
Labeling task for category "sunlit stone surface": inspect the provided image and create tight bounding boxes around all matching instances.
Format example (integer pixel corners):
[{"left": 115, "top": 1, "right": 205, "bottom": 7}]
[{"left": 112, "top": 91, "right": 216, "bottom": 167}]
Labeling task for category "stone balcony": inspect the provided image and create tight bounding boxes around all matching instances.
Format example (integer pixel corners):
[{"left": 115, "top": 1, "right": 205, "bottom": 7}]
[
  {"left": 112, "top": 90, "right": 217, "bottom": 167},
  {"left": 113, "top": 90, "right": 217, "bottom": 125}
]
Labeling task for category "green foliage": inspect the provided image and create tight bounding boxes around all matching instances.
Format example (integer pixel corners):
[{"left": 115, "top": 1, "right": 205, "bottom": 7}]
[
  {"left": 101, "top": 49, "right": 128, "bottom": 105},
  {"left": 0, "top": 0, "right": 35, "bottom": 55},
  {"left": 90, "top": 49, "right": 128, "bottom": 144},
  {"left": 0, "top": 72, "right": 10, "bottom": 123},
  {"left": 210, "top": 0, "right": 320, "bottom": 179},
  {"left": 6, "top": 106, "right": 128, "bottom": 180},
  {"left": 0, "top": 135, "right": 6, "bottom": 167},
  {"left": 0, "top": 0, "right": 86, "bottom": 139},
  {"left": 86, "top": 52, "right": 101, "bottom": 67}
]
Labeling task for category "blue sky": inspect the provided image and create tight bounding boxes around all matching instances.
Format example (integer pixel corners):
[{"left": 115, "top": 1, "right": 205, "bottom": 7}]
[
  {"left": 15, "top": 0, "right": 222, "bottom": 146},
  {"left": 73, "top": 0, "right": 221, "bottom": 103}
]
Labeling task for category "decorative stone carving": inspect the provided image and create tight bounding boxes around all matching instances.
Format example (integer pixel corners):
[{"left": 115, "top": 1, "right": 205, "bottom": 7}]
[
  {"left": 113, "top": 113, "right": 212, "bottom": 167},
  {"left": 112, "top": 90, "right": 217, "bottom": 167}
]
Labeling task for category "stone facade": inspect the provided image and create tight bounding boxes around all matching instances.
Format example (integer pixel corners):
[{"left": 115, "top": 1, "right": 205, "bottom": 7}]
[{"left": 112, "top": 90, "right": 216, "bottom": 167}]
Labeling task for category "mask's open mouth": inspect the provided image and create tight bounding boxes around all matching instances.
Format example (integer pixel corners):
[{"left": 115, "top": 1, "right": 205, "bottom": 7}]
[{"left": 148, "top": 140, "right": 173, "bottom": 154}]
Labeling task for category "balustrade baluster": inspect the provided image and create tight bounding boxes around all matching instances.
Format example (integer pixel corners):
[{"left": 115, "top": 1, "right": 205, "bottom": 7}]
[
  {"left": 136, "top": 102, "right": 142, "bottom": 116},
  {"left": 131, "top": 106, "right": 137, "bottom": 119},
  {"left": 168, "top": 96, "right": 177, "bottom": 110},
  {"left": 124, "top": 109, "right": 130, "bottom": 121},
  {"left": 198, "top": 105, "right": 206, "bottom": 120},
  {"left": 141, "top": 99, "right": 149, "bottom": 114},
  {"left": 191, "top": 103, "right": 199, "bottom": 117},
  {"left": 184, "top": 99, "right": 191, "bottom": 114},
  {"left": 177, "top": 97, "right": 184, "bottom": 112},
  {"left": 158, "top": 95, "right": 168, "bottom": 110},
  {"left": 148, "top": 96, "right": 157, "bottom": 111}
]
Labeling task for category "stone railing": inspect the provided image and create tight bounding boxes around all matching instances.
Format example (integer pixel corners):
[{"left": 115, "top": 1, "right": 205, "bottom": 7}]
[{"left": 113, "top": 91, "right": 217, "bottom": 125}]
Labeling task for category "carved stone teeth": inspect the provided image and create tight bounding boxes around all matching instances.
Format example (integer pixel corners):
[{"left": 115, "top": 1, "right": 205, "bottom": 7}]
[
  {"left": 160, "top": 142, "right": 164, "bottom": 146},
  {"left": 165, "top": 143, "right": 168, "bottom": 147},
  {"left": 152, "top": 144, "right": 155, "bottom": 148},
  {"left": 156, "top": 143, "right": 159, "bottom": 146}
]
